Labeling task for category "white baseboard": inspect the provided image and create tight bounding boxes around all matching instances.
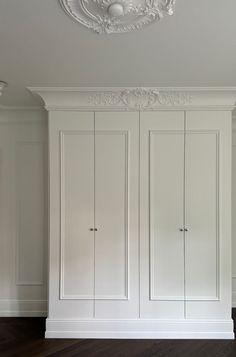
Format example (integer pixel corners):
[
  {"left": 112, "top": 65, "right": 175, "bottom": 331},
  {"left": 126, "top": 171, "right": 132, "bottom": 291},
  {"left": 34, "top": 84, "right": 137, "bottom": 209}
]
[
  {"left": 45, "top": 318, "right": 234, "bottom": 340},
  {"left": 0, "top": 300, "right": 47, "bottom": 317}
]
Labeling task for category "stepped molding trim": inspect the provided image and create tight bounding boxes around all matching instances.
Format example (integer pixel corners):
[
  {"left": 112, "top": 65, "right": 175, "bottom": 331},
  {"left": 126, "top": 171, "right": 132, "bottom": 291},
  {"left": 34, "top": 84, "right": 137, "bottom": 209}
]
[
  {"left": 45, "top": 318, "right": 234, "bottom": 339},
  {"left": 28, "top": 87, "right": 236, "bottom": 111}
]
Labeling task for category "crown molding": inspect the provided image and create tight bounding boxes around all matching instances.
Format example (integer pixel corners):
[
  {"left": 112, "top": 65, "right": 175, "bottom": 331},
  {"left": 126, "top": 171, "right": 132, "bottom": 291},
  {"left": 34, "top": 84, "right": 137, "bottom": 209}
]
[{"left": 28, "top": 87, "right": 236, "bottom": 111}]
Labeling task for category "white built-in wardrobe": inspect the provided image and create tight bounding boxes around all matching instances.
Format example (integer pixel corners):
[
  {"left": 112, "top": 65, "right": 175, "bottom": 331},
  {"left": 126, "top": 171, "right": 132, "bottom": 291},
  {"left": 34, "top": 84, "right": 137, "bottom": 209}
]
[{"left": 30, "top": 87, "right": 235, "bottom": 339}]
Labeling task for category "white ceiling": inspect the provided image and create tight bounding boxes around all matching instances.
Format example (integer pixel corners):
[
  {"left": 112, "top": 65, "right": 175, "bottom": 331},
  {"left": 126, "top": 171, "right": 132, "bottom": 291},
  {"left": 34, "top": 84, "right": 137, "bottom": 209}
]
[{"left": 0, "top": 0, "right": 236, "bottom": 107}]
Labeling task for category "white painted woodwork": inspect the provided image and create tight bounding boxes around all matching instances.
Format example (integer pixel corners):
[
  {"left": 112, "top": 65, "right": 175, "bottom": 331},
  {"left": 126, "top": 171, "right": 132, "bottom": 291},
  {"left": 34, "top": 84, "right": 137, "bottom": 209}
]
[
  {"left": 185, "top": 111, "right": 232, "bottom": 319},
  {"left": 95, "top": 130, "right": 128, "bottom": 300},
  {"left": 185, "top": 131, "right": 219, "bottom": 300},
  {"left": 94, "top": 112, "right": 139, "bottom": 318},
  {"left": 232, "top": 124, "right": 236, "bottom": 307},
  {"left": 31, "top": 88, "right": 235, "bottom": 339},
  {"left": 140, "top": 111, "right": 185, "bottom": 319},
  {"left": 232, "top": 128, "right": 236, "bottom": 283},
  {"left": 49, "top": 111, "right": 139, "bottom": 319},
  {"left": 49, "top": 111, "right": 94, "bottom": 319},
  {"left": 45, "top": 318, "right": 233, "bottom": 339},
  {"left": 0, "top": 110, "right": 47, "bottom": 316},
  {"left": 61, "top": 131, "right": 94, "bottom": 299}
]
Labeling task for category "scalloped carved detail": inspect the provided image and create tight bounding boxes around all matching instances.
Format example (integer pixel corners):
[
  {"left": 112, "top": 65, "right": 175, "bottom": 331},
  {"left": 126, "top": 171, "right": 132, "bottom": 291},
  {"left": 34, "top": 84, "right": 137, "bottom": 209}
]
[
  {"left": 88, "top": 88, "right": 192, "bottom": 109},
  {"left": 88, "top": 92, "right": 121, "bottom": 106},
  {"left": 60, "top": 0, "right": 176, "bottom": 34},
  {"left": 157, "top": 91, "right": 193, "bottom": 105}
]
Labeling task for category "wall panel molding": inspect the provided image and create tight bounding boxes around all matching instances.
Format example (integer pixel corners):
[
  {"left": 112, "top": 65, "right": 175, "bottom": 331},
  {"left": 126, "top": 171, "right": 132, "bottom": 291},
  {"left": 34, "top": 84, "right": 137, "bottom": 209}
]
[
  {"left": 0, "top": 112, "right": 47, "bottom": 317},
  {"left": 15, "top": 142, "right": 45, "bottom": 286},
  {"left": 0, "top": 299, "right": 47, "bottom": 317}
]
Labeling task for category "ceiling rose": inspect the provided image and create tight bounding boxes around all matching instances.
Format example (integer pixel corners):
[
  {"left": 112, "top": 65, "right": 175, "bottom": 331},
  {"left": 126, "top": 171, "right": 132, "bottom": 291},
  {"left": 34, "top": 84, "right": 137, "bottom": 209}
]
[{"left": 60, "top": 0, "right": 176, "bottom": 34}]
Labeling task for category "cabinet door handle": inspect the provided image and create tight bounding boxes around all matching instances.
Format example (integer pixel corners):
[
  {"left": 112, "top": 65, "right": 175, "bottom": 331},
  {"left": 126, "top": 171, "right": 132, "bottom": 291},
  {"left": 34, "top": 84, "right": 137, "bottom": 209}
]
[
  {"left": 94, "top": 228, "right": 98, "bottom": 231},
  {"left": 179, "top": 228, "right": 189, "bottom": 232},
  {"left": 89, "top": 228, "right": 94, "bottom": 231}
]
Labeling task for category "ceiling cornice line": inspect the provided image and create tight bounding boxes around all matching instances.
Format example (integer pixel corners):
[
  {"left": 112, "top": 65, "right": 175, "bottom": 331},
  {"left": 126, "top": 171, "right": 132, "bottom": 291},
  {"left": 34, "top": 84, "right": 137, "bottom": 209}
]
[
  {"left": 0, "top": 103, "right": 43, "bottom": 111},
  {"left": 28, "top": 87, "right": 236, "bottom": 111}
]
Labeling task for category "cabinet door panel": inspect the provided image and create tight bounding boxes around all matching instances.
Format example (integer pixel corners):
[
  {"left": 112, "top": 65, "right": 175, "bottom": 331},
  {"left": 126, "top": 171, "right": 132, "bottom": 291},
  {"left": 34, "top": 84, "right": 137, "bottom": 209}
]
[
  {"left": 185, "top": 111, "right": 231, "bottom": 319},
  {"left": 49, "top": 112, "right": 94, "bottom": 319},
  {"left": 150, "top": 131, "right": 185, "bottom": 300},
  {"left": 95, "top": 131, "right": 128, "bottom": 299},
  {"left": 95, "top": 112, "right": 139, "bottom": 319},
  {"left": 185, "top": 131, "right": 219, "bottom": 300},
  {"left": 140, "top": 112, "right": 185, "bottom": 319},
  {"left": 61, "top": 131, "right": 94, "bottom": 298}
]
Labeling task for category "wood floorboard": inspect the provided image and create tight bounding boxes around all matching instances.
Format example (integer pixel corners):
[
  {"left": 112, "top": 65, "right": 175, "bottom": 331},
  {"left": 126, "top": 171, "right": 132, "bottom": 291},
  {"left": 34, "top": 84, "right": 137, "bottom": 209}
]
[{"left": 0, "top": 313, "right": 236, "bottom": 357}]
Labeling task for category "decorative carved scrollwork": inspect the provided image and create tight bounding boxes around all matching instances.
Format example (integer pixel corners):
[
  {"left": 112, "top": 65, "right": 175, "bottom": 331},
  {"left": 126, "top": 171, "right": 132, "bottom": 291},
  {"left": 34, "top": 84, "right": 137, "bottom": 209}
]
[{"left": 88, "top": 88, "right": 192, "bottom": 109}]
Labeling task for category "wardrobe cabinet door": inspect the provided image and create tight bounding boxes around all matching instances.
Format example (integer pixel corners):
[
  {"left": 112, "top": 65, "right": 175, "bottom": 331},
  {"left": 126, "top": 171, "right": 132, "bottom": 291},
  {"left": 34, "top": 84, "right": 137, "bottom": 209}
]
[
  {"left": 94, "top": 112, "right": 139, "bottom": 319},
  {"left": 185, "top": 111, "right": 232, "bottom": 319},
  {"left": 49, "top": 112, "right": 95, "bottom": 319},
  {"left": 61, "top": 129, "right": 95, "bottom": 299},
  {"left": 140, "top": 112, "right": 185, "bottom": 319}
]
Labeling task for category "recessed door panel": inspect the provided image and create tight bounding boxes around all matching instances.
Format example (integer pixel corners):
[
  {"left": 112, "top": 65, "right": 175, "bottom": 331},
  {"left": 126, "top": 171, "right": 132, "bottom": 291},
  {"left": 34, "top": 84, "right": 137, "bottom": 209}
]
[
  {"left": 49, "top": 111, "right": 94, "bottom": 319},
  {"left": 185, "top": 131, "right": 219, "bottom": 300},
  {"left": 185, "top": 111, "right": 231, "bottom": 320},
  {"left": 140, "top": 111, "right": 185, "bottom": 319},
  {"left": 150, "top": 131, "right": 185, "bottom": 300},
  {"left": 95, "top": 131, "right": 128, "bottom": 299},
  {"left": 61, "top": 131, "right": 94, "bottom": 299},
  {"left": 94, "top": 112, "right": 139, "bottom": 319}
]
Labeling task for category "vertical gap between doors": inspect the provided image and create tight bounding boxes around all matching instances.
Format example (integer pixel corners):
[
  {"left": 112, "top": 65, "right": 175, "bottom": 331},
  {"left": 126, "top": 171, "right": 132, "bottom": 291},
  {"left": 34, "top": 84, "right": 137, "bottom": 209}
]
[
  {"left": 183, "top": 112, "right": 187, "bottom": 319},
  {"left": 93, "top": 113, "right": 96, "bottom": 318},
  {"left": 138, "top": 111, "right": 141, "bottom": 319}
]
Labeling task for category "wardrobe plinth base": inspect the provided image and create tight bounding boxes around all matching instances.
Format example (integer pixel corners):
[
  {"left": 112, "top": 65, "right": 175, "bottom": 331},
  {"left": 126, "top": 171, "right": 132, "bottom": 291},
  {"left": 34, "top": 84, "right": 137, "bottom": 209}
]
[{"left": 45, "top": 318, "right": 234, "bottom": 339}]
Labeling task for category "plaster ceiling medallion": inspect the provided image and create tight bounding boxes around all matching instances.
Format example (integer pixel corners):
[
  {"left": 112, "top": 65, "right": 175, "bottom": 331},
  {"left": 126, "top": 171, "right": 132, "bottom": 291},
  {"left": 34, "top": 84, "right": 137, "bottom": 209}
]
[{"left": 60, "top": 0, "right": 176, "bottom": 34}]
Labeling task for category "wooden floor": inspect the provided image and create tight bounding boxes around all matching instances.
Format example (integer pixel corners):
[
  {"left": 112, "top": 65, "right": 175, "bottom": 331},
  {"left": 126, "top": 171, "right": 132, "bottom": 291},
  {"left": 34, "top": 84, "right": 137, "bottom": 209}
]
[{"left": 0, "top": 312, "right": 236, "bottom": 357}]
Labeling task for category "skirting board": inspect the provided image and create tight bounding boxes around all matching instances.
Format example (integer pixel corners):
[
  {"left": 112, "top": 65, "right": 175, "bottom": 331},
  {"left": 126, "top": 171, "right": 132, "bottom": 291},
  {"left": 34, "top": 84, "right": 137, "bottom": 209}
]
[
  {"left": 0, "top": 300, "right": 47, "bottom": 317},
  {"left": 45, "top": 318, "right": 234, "bottom": 339}
]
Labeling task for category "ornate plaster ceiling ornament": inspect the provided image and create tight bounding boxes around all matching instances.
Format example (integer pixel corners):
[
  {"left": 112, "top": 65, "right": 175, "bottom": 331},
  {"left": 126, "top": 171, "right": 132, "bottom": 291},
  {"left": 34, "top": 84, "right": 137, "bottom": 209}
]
[{"left": 60, "top": 0, "right": 176, "bottom": 34}]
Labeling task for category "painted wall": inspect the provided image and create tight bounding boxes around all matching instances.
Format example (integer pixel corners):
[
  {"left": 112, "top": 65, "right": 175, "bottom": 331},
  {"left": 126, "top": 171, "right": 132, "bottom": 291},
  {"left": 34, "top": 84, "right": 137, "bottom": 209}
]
[{"left": 0, "top": 109, "right": 47, "bottom": 316}]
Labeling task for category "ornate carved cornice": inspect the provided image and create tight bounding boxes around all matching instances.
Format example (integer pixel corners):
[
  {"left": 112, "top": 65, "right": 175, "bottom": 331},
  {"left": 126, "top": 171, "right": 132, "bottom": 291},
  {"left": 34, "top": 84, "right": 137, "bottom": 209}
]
[
  {"left": 88, "top": 88, "right": 192, "bottom": 109},
  {"left": 28, "top": 87, "right": 236, "bottom": 111}
]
